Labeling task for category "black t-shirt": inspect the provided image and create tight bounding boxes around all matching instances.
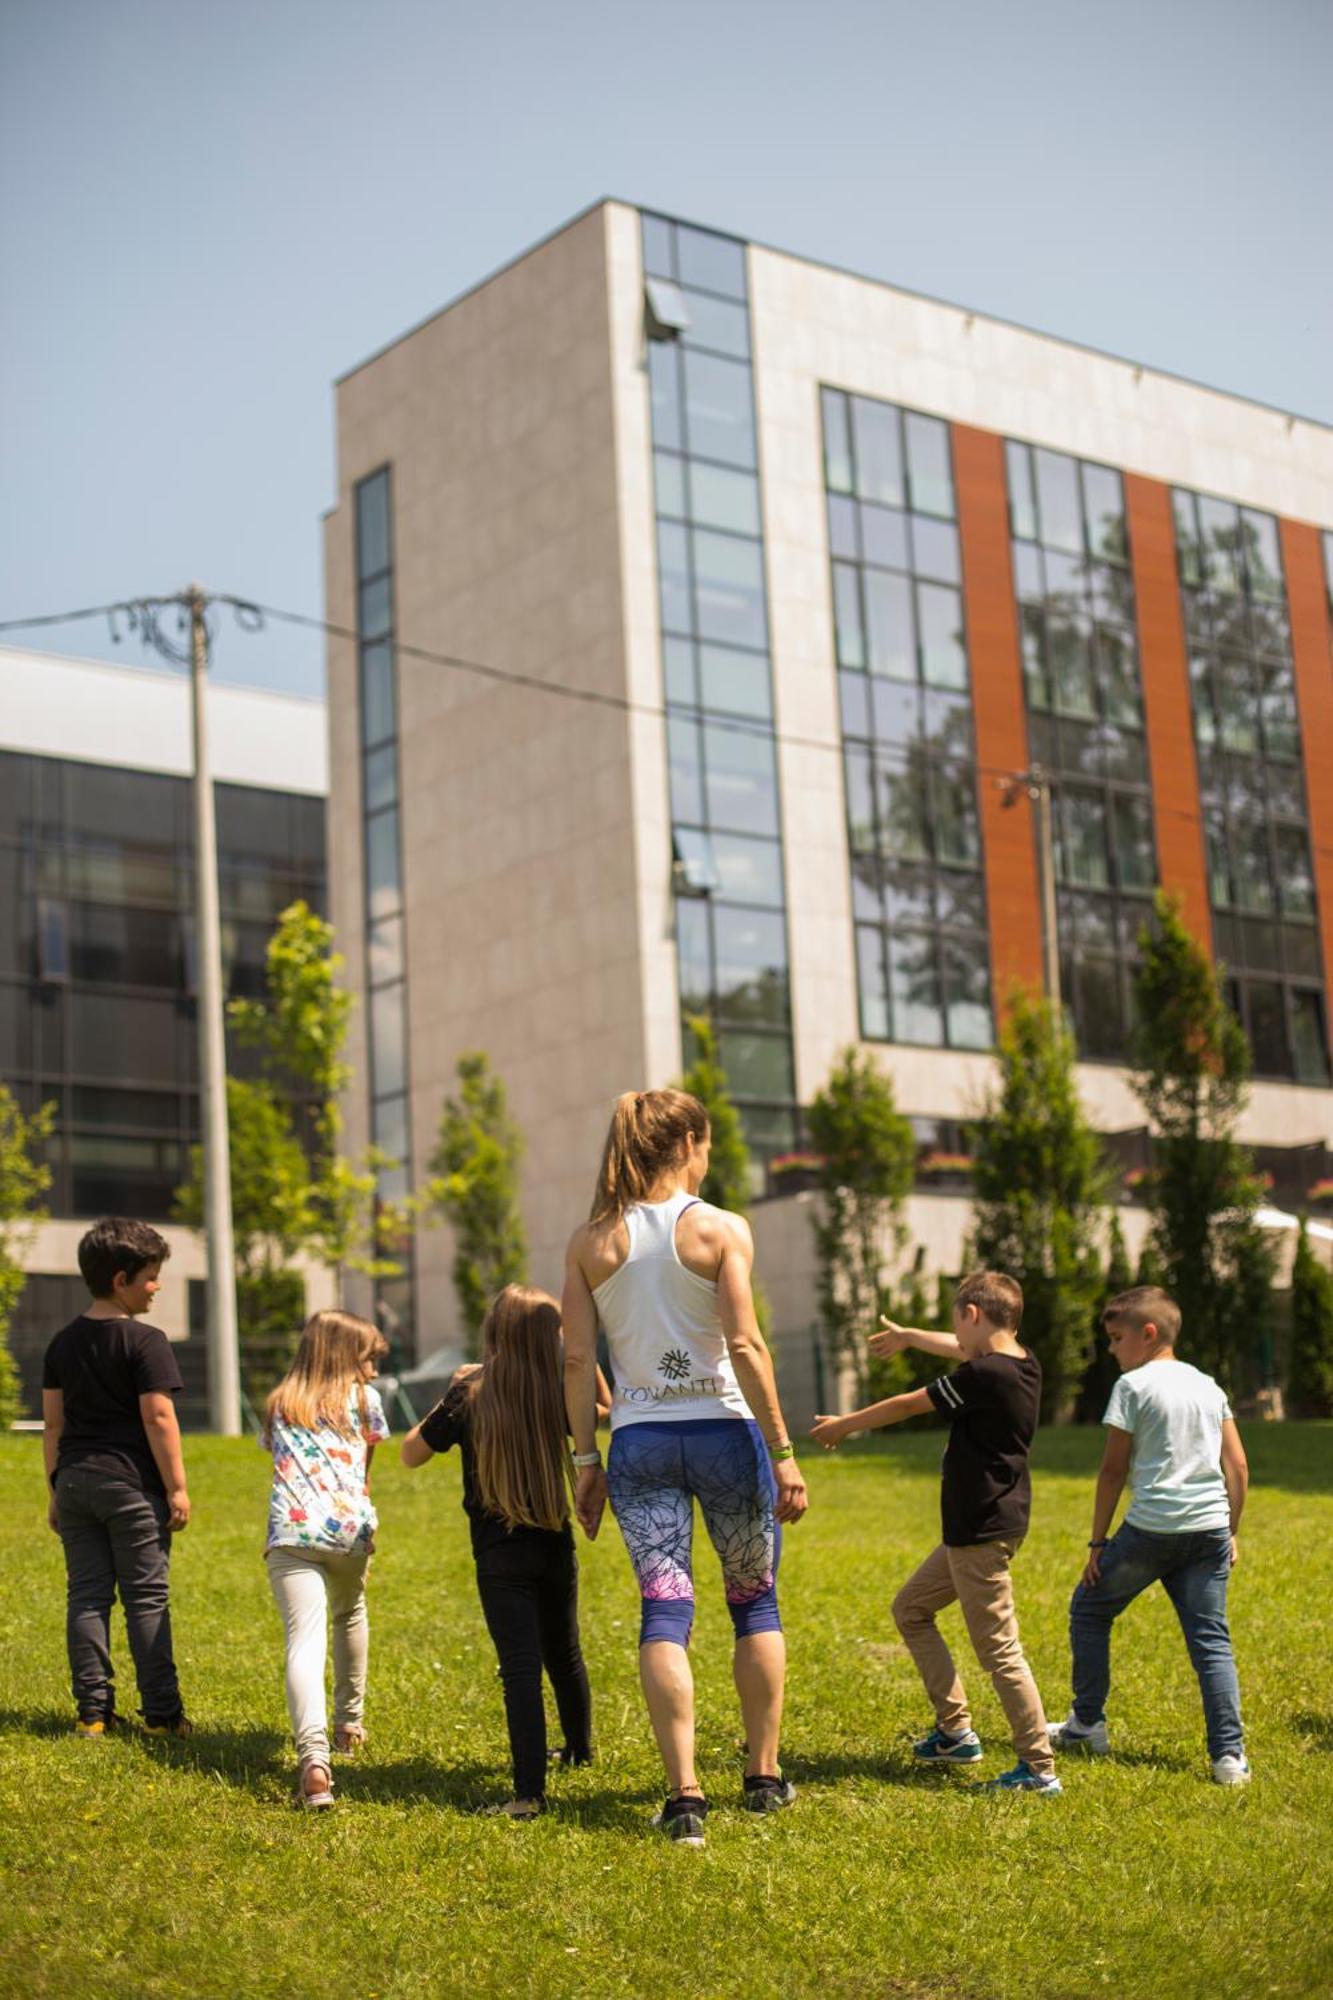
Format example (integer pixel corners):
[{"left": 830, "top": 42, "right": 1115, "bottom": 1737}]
[
  {"left": 420, "top": 1373, "right": 571, "bottom": 1560},
  {"left": 42, "top": 1315, "right": 184, "bottom": 1496},
  {"left": 925, "top": 1349, "right": 1042, "bottom": 1547}
]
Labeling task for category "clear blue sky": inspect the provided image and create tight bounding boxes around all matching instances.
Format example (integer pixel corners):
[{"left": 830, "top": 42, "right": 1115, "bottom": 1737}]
[{"left": 2, "top": 0, "right": 1329, "bottom": 697}]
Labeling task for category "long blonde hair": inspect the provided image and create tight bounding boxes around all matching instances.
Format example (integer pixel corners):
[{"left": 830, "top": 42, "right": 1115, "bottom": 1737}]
[
  {"left": 470, "top": 1286, "right": 570, "bottom": 1533},
  {"left": 264, "top": 1309, "right": 388, "bottom": 1441},
  {"left": 589, "top": 1088, "right": 709, "bottom": 1223}
]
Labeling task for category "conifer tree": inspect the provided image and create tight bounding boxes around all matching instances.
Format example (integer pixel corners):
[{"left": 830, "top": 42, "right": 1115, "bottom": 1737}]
[
  {"left": 1288, "top": 1218, "right": 1333, "bottom": 1418},
  {"left": 429, "top": 1053, "right": 528, "bottom": 1354}
]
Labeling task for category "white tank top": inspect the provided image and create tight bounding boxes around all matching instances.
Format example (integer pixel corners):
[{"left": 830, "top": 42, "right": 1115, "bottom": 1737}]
[{"left": 593, "top": 1189, "right": 753, "bottom": 1431}]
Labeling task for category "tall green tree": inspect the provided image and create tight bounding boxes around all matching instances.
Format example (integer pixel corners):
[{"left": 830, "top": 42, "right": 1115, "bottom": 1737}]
[
  {"left": 968, "top": 990, "right": 1111, "bottom": 1421},
  {"left": 806, "top": 1048, "right": 916, "bottom": 1399},
  {"left": 0, "top": 1087, "right": 55, "bottom": 1430},
  {"left": 679, "top": 1016, "right": 751, "bottom": 1213},
  {"left": 1076, "top": 1211, "right": 1132, "bottom": 1423},
  {"left": 1288, "top": 1218, "right": 1333, "bottom": 1418},
  {"left": 1129, "top": 893, "right": 1276, "bottom": 1393},
  {"left": 428, "top": 1052, "right": 527, "bottom": 1354}
]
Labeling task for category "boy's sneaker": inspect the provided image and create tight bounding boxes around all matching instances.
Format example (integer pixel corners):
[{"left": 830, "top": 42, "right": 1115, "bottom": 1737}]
[
  {"left": 1211, "top": 1753, "right": 1251, "bottom": 1787},
  {"left": 75, "top": 1716, "right": 116, "bottom": 1740},
  {"left": 914, "top": 1725, "right": 983, "bottom": 1763},
  {"left": 742, "top": 1772, "right": 797, "bottom": 1813},
  {"left": 141, "top": 1713, "right": 194, "bottom": 1738},
  {"left": 1047, "top": 1711, "right": 1109, "bottom": 1756},
  {"left": 985, "top": 1760, "right": 1062, "bottom": 1795},
  {"left": 651, "top": 1792, "right": 709, "bottom": 1847}
]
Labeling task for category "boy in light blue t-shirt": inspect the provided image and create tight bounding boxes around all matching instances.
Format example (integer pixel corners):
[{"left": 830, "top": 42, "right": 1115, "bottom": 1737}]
[{"left": 1048, "top": 1286, "right": 1251, "bottom": 1785}]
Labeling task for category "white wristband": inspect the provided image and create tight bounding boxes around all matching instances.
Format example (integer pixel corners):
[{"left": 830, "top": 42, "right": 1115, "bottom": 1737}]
[{"left": 571, "top": 1449, "right": 602, "bottom": 1469}]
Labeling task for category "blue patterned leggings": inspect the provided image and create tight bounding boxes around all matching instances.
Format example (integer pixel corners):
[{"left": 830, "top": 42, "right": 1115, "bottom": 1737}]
[{"left": 606, "top": 1418, "right": 781, "bottom": 1647}]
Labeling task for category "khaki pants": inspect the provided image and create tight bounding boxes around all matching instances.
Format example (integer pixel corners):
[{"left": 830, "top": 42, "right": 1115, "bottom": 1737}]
[
  {"left": 266, "top": 1545, "right": 370, "bottom": 1769},
  {"left": 892, "top": 1540, "right": 1053, "bottom": 1777}
]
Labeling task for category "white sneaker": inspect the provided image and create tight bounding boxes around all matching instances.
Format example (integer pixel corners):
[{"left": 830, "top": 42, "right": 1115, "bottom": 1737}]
[
  {"left": 1047, "top": 1712, "right": 1109, "bottom": 1755},
  {"left": 1211, "top": 1753, "right": 1251, "bottom": 1786}
]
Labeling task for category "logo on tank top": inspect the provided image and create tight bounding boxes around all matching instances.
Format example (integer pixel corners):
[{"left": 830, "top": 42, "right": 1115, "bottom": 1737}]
[{"left": 658, "top": 1347, "right": 693, "bottom": 1383}]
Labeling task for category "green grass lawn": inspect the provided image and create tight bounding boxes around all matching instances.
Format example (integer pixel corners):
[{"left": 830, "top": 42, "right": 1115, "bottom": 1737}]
[{"left": 1, "top": 1425, "right": 1330, "bottom": 2000}]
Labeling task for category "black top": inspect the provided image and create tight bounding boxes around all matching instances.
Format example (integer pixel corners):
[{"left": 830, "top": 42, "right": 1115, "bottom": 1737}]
[
  {"left": 420, "top": 1373, "right": 571, "bottom": 1559},
  {"left": 925, "top": 1350, "right": 1042, "bottom": 1547},
  {"left": 42, "top": 1315, "right": 184, "bottom": 1496}
]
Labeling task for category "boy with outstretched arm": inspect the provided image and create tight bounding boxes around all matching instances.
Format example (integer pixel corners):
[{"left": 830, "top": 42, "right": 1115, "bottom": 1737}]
[
  {"left": 42, "top": 1218, "right": 193, "bottom": 1738},
  {"left": 1048, "top": 1285, "right": 1250, "bottom": 1785},
  {"left": 811, "top": 1270, "right": 1060, "bottom": 1795}
]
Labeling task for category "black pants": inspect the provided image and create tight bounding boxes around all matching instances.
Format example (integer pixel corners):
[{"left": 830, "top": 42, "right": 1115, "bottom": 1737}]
[
  {"left": 55, "top": 1462, "right": 182, "bottom": 1724},
  {"left": 474, "top": 1530, "right": 591, "bottom": 1800}
]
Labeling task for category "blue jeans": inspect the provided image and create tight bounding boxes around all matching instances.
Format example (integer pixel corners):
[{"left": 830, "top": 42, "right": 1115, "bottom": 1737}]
[{"left": 1070, "top": 1522, "right": 1243, "bottom": 1759}]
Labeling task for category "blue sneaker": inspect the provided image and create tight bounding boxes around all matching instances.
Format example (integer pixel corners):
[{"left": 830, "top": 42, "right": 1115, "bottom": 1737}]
[
  {"left": 985, "top": 1760, "right": 1062, "bottom": 1795},
  {"left": 914, "top": 1725, "right": 983, "bottom": 1763}
]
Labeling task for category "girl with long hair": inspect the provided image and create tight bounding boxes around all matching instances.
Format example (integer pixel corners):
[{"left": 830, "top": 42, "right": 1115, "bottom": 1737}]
[
  {"left": 262, "top": 1308, "right": 389, "bottom": 1809},
  {"left": 400, "top": 1284, "right": 607, "bottom": 1819},
  {"left": 563, "top": 1088, "right": 808, "bottom": 1846}
]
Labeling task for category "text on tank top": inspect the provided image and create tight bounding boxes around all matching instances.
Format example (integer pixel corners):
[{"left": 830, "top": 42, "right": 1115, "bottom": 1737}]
[{"left": 592, "top": 1189, "right": 753, "bottom": 1429}]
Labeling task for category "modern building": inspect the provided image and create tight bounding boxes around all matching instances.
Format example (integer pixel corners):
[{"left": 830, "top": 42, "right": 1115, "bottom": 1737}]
[
  {"left": 0, "top": 646, "right": 330, "bottom": 1419},
  {"left": 323, "top": 199, "right": 1333, "bottom": 1410}
]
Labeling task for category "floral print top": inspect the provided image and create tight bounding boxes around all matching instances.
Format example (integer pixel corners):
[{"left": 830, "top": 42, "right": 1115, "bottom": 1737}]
[{"left": 264, "top": 1385, "right": 390, "bottom": 1554}]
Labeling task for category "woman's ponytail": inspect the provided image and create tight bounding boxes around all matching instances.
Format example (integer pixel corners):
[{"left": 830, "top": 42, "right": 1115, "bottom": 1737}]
[{"left": 589, "top": 1088, "right": 709, "bottom": 1222}]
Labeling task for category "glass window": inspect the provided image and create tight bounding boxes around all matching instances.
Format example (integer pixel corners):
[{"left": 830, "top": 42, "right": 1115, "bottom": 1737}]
[
  {"left": 703, "top": 723, "right": 780, "bottom": 837},
  {"left": 356, "top": 472, "right": 390, "bottom": 583},
  {"left": 843, "top": 745, "right": 876, "bottom": 849},
  {"left": 365, "top": 808, "right": 402, "bottom": 921},
  {"left": 369, "top": 984, "right": 406, "bottom": 1098},
  {"left": 1013, "top": 542, "right": 1044, "bottom": 604},
  {"left": 675, "top": 897, "right": 712, "bottom": 1015},
  {"left": 827, "top": 494, "right": 858, "bottom": 560},
  {"left": 860, "top": 503, "right": 910, "bottom": 571},
  {"left": 1258, "top": 659, "right": 1300, "bottom": 759},
  {"left": 1034, "top": 449, "right": 1082, "bottom": 555},
  {"left": 1241, "top": 509, "right": 1283, "bottom": 601},
  {"left": 856, "top": 926, "right": 890, "bottom": 1039},
  {"left": 707, "top": 832, "right": 785, "bottom": 908},
  {"left": 691, "top": 528, "right": 767, "bottom": 649},
  {"left": 70, "top": 1085, "right": 182, "bottom": 1132},
  {"left": 1006, "top": 440, "right": 1036, "bottom": 541},
  {"left": 689, "top": 462, "right": 761, "bottom": 537},
  {"left": 911, "top": 516, "right": 961, "bottom": 585},
  {"left": 931, "top": 765, "right": 981, "bottom": 868},
  {"left": 717, "top": 1030, "right": 793, "bottom": 1101},
  {"left": 888, "top": 928, "right": 943, "bottom": 1045},
  {"left": 904, "top": 412, "right": 954, "bottom": 519},
  {"left": 657, "top": 520, "right": 692, "bottom": 636},
  {"left": 680, "top": 290, "right": 749, "bottom": 360},
  {"left": 641, "top": 213, "right": 674, "bottom": 280},
  {"left": 821, "top": 389, "right": 853, "bottom": 494},
  {"left": 1071, "top": 955, "right": 1126, "bottom": 1060},
  {"left": 1232, "top": 825, "right": 1274, "bottom": 914},
  {"left": 865, "top": 570, "right": 914, "bottom": 680},
  {"left": 833, "top": 563, "right": 865, "bottom": 669},
  {"left": 70, "top": 1134, "right": 187, "bottom": 1224},
  {"left": 1199, "top": 496, "right": 1241, "bottom": 592},
  {"left": 1098, "top": 623, "right": 1141, "bottom": 727},
  {"left": 654, "top": 450, "right": 687, "bottom": 519},
  {"left": 922, "top": 687, "right": 972, "bottom": 759},
  {"left": 682, "top": 350, "right": 755, "bottom": 467},
  {"left": 68, "top": 990, "right": 183, "bottom": 1084},
  {"left": 1173, "top": 490, "right": 1202, "bottom": 586},
  {"left": 363, "top": 744, "right": 397, "bottom": 814},
  {"left": 373, "top": 1092, "right": 409, "bottom": 1165},
  {"left": 698, "top": 644, "right": 771, "bottom": 719},
  {"left": 66, "top": 766, "right": 180, "bottom": 853},
  {"left": 1048, "top": 609, "right": 1096, "bottom": 718},
  {"left": 1060, "top": 789, "right": 1110, "bottom": 888},
  {"left": 675, "top": 225, "right": 746, "bottom": 299},
  {"left": 878, "top": 760, "right": 929, "bottom": 861},
  {"left": 917, "top": 583, "right": 967, "bottom": 690},
  {"left": 1291, "top": 989, "right": 1331, "bottom": 1086},
  {"left": 667, "top": 715, "right": 704, "bottom": 825},
  {"left": 885, "top": 862, "right": 933, "bottom": 926},
  {"left": 68, "top": 903, "right": 176, "bottom": 988},
  {"left": 1245, "top": 979, "right": 1288, "bottom": 1077},
  {"left": 839, "top": 669, "right": 871, "bottom": 741},
  {"left": 712, "top": 906, "right": 789, "bottom": 1025},
  {"left": 1275, "top": 826, "right": 1315, "bottom": 919},
  {"left": 368, "top": 915, "right": 404, "bottom": 988},
  {"left": 1215, "top": 656, "right": 1258, "bottom": 753},
  {"left": 358, "top": 575, "right": 392, "bottom": 639},
  {"left": 942, "top": 935, "right": 992, "bottom": 1049},
  {"left": 1082, "top": 463, "right": 1126, "bottom": 563},
  {"left": 648, "top": 342, "right": 683, "bottom": 452},
  {"left": 851, "top": 398, "right": 905, "bottom": 508},
  {"left": 662, "top": 636, "right": 695, "bottom": 707},
  {"left": 935, "top": 868, "right": 986, "bottom": 929},
  {"left": 361, "top": 641, "right": 396, "bottom": 747},
  {"left": 873, "top": 677, "right": 921, "bottom": 750},
  {"left": 1112, "top": 793, "right": 1156, "bottom": 892}
]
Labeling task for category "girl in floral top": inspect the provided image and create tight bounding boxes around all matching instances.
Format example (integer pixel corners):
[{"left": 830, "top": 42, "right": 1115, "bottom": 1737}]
[{"left": 262, "top": 1309, "right": 389, "bottom": 1809}]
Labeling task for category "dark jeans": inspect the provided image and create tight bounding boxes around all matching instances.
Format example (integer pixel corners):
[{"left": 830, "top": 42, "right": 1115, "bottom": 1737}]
[
  {"left": 1070, "top": 1521, "right": 1242, "bottom": 1760},
  {"left": 474, "top": 1531, "right": 591, "bottom": 1800},
  {"left": 55, "top": 1461, "right": 182, "bottom": 1725}
]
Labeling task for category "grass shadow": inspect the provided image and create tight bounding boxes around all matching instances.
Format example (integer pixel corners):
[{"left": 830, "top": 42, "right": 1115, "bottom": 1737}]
[{"left": 1289, "top": 1710, "right": 1333, "bottom": 1752}]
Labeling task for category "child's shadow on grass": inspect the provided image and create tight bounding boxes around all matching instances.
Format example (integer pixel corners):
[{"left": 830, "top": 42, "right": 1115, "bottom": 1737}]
[
  {"left": 345, "top": 1756, "right": 659, "bottom": 1831},
  {"left": 0, "top": 1706, "right": 291, "bottom": 1787},
  {"left": 1290, "top": 1711, "right": 1333, "bottom": 1752},
  {"left": 784, "top": 1741, "right": 1196, "bottom": 1787}
]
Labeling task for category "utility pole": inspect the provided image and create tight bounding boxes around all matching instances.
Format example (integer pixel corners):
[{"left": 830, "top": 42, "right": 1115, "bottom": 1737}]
[
  {"left": 1001, "top": 764, "right": 1062, "bottom": 1011},
  {"left": 187, "top": 587, "right": 241, "bottom": 1434}
]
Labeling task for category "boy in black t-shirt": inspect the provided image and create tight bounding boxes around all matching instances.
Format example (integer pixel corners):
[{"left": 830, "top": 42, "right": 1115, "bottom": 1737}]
[
  {"left": 811, "top": 1270, "right": 1059, "bottom": 1795},
  {"left": 42, "top": 1218, "right": 192, "bottom": 1737}
]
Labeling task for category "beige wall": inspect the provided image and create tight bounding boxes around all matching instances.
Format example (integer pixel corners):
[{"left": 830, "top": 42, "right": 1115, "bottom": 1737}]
[{"left": 328, "top": 207, "right": 652, "bottom": 1349}]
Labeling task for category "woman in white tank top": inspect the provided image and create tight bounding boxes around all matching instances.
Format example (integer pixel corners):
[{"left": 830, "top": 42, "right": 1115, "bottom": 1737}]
[{"left": 563, "top": 1088, "right": 808, "bottom": 1846}]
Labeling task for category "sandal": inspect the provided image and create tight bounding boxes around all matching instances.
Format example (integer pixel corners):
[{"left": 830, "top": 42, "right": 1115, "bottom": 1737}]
[
  {"left": 334, "top": 1723, "right": 368, "bottom": 1755},
  {"left": 295, "top": 1759, "right": 335, "bottom": 1811}
]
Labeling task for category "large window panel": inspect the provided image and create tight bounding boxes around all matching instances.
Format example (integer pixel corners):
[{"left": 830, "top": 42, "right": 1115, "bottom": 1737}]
[
  {"left": 681, "top": 350, "right": 756, "bottom": 468},
  {"left": 701, "top": 723, "right": 780, "bottom": 838},
  {"left": 691, "top": 528, "right": 767, "bottom": 649}
]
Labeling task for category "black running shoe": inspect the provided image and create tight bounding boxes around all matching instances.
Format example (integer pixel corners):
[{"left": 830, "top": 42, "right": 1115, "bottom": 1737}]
[
  {"left": 652, "top": 1792, "right": 709, "bottom": 1846},
  {"left": 742, "top": 1773, "right": 797, "bottom": 1813}
]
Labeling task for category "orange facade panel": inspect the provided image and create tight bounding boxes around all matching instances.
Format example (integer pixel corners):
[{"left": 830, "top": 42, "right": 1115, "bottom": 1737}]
[
  {"left": 1281, "top": 517, "right": 1333, "bottom": 1055},
  {"left": 1123, "top": 473, "right": 1212, "bottom": 948},
  {"left": 953, "top": 423, "right": 1043, "bottom": 1004}
]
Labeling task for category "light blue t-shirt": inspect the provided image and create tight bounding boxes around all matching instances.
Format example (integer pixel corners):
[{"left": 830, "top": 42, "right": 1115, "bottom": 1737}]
[{"left": 1104, "top": 1361, "right": 1233, "bottom": 1533}]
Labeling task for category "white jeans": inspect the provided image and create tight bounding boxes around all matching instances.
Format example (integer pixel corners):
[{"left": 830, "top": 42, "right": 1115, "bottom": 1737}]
[{"left": 265, "top": 1545, "right": 370, "bottom": 1768}]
